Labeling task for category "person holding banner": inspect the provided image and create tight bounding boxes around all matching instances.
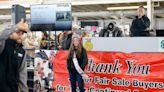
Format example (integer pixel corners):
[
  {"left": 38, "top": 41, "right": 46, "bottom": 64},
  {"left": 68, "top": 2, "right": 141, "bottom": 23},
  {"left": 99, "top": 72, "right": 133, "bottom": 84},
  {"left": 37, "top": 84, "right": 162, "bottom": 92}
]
[{"left": 67, "top": 34, "right": 88, "bottom": 92}]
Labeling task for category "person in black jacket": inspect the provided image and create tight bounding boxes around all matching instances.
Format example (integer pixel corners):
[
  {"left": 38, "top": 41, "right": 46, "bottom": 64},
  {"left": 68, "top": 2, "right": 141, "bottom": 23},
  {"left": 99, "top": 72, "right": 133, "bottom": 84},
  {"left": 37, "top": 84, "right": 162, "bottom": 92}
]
[
  {"left": 99, "top": 22, "right": 123, "bottom": 37},
  {"left": 130, "top": 6, "right": 150, "bottom": 36},
  {"left": 63, "top": 31, "right": 73, "bottom": 50},
  {"left": 0, "top": 19, "right": 28, "bottom": 92},
  {"left": 16, "top": 39, "right": 28, "bottom": 92},
  {"left": 67, "top": 34, "right": 88, "bottom": 92}
]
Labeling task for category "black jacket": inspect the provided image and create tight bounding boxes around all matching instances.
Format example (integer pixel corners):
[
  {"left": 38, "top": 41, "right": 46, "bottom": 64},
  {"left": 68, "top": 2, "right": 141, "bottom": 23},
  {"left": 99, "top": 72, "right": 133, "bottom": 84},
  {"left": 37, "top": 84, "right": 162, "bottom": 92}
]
[
  {"left": 0, "top": 39, "right": 25, "bottom": 92},
  {"left": 67, "top": 48, "right": 88, "bottom": 74},
  {"left": 130, "top": 15, "right": 150, "bottom": 36},
  {"left": 99, "top": 27, "right": 123, "bottom": 37},
  {"left": 63, "top": 33, "right": 72, "bottom": 50}
]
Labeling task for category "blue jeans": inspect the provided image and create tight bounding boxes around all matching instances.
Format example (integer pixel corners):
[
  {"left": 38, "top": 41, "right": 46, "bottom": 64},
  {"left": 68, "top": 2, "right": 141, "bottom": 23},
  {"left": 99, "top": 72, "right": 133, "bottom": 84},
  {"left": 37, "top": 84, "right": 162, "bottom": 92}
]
[{"left": 69, "top": 73, "right": 84, "bottom": 92}]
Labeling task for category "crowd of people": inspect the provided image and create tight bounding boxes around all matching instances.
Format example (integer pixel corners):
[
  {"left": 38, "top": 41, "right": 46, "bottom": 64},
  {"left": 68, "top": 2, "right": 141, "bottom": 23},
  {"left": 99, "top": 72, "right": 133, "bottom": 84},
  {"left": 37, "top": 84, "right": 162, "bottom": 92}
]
[
  {"left": 10, "top": 6, "right": 153, "bottom": 51},
  {"left": 0, "top": 5, "right": 155, "bottom": 92}
]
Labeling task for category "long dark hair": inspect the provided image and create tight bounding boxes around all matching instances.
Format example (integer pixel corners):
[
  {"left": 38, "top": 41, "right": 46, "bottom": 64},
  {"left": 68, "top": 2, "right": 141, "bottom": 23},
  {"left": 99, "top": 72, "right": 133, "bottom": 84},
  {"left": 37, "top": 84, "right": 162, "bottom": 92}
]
[{"left": 68, "top": 37, "right": 83, "bottom": 59}]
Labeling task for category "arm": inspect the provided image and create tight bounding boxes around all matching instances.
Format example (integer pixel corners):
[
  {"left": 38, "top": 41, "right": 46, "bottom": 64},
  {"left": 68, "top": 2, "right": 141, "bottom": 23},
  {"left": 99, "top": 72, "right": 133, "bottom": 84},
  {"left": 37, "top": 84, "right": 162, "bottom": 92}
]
[
  {"left": 27, "top": 40, "right": 34, "bottom": 46},
  {"left": 0, "top": 25, "right": 20, "bottom": 54},
  {"left": 0, "top": 25, "right": 18, "bottom": 40},
  {"left": 141, "top": 16, "right": 150, "bottom": 28},
  {"left": 23, "top": 39, "right": 36, "bottom": 49}
]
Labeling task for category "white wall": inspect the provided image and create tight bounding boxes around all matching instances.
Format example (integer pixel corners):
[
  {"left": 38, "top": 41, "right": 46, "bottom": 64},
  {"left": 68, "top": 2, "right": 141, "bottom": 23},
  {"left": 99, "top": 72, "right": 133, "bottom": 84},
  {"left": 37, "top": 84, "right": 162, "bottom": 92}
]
[{"left": 155, "top": 18, "right": 164, "bottom": 30}]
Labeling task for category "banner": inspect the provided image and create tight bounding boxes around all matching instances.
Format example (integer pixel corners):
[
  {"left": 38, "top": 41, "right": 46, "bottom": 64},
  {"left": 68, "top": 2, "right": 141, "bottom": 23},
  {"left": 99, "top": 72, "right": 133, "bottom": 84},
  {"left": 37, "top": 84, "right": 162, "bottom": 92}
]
[
  {"left": 83, "top": 37, "right": 164, "bottom": 52},
  {"left": 53, "top": 51, "right": 164, "bottom": 92},
  {"left": 34, "top": 50, "right": 56, "bottom": 91}
]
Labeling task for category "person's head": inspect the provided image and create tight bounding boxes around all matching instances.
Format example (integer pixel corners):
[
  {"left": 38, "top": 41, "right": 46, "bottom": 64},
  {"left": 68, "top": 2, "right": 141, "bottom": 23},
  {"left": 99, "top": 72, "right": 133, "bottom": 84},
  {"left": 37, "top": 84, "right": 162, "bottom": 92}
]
[
  {"left": 137, "top": 6, "right": 145, "bottom": 17},
  {"left": 107, "top": 22, "right": 116, "bottom": 31},
  {"left": 82, "top": 31, "right": 87, "bottom": 37},
  {"left": 68, "top": 34, "right": 82, "bottom": 58},
  {"left": 50, "top": 45, "right": 55, "bottom": 50},
  {"left": 43, "top": 41, "right": 48, "bottom": 46},
  {"left": 9, "top": 19, "right": 28, "bottom": 43},
  {"left": 35, "top": 80, "right": 40, "bottom": 84},
  {"left": 58, "top": 32, "right": 64, "bottom": 43},
  {"left": 72, "top": 24, "right": 80, "bottom": 33},
  {"left": 72, "top": 34, "right": 81, "bottom": 48},
  {"left": 42, "top": 32, "right": 48, "bottom": 40},
  {"left": 9, "top": 32, "right": 20, "bottom": 41}
]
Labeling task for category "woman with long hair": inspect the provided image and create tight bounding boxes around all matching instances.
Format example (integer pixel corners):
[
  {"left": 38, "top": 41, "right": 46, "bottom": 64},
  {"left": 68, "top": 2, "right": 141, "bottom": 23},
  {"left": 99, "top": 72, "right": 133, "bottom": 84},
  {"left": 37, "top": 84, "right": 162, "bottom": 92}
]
[{"left": 67, "top": 34, "right": 88, "bottom": 92}]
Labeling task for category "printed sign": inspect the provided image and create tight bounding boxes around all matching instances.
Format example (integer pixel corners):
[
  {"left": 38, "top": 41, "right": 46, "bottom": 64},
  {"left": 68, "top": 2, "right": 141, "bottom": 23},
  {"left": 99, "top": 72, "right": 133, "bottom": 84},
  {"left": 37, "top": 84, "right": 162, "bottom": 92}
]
[{"left": 53, "top": 51, "right": 164, "bottom": 92}]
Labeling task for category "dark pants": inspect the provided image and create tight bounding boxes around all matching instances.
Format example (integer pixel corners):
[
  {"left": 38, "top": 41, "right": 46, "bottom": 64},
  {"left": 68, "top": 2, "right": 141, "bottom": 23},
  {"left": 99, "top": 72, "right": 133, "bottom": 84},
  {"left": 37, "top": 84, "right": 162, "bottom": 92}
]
[{"left": 69, "top": 73, "right": 84, "bottom": 92}]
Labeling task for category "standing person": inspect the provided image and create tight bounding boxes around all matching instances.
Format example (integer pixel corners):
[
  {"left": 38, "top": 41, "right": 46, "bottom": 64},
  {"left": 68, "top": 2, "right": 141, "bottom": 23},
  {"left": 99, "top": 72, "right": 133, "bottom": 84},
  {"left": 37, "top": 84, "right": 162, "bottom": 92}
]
[
  {"left": 23, "top": 31, "right": 38, "bottom": 67},
  {"left": 67, "top": 34, "right": 88, "bottom": 92},
  {"left": 0, "top": 19, "right": 28, "bottom": 92},
  {"left": 99, "top": 22, "right": 123, "bottom": 37},
  {"left": 130, "top": 6, "right": 151, "bottom": 36},
  {"left": 40, "top": 32, "right": 48, "bottom": 49},
  {"left": 57, "top": 32, "right": 64, "bottom": 50},
  {"left": 16, "top": 38, "right": 29, "bottom": 92},
  {"left": 63, "top": 31, "right": 73, "bottom": 50},
  {"left": 63, "top": 25, "right": 80, "bottom": 50},
  {"left": 34, "top": 80, "right": 42, "bottom": 92}
]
